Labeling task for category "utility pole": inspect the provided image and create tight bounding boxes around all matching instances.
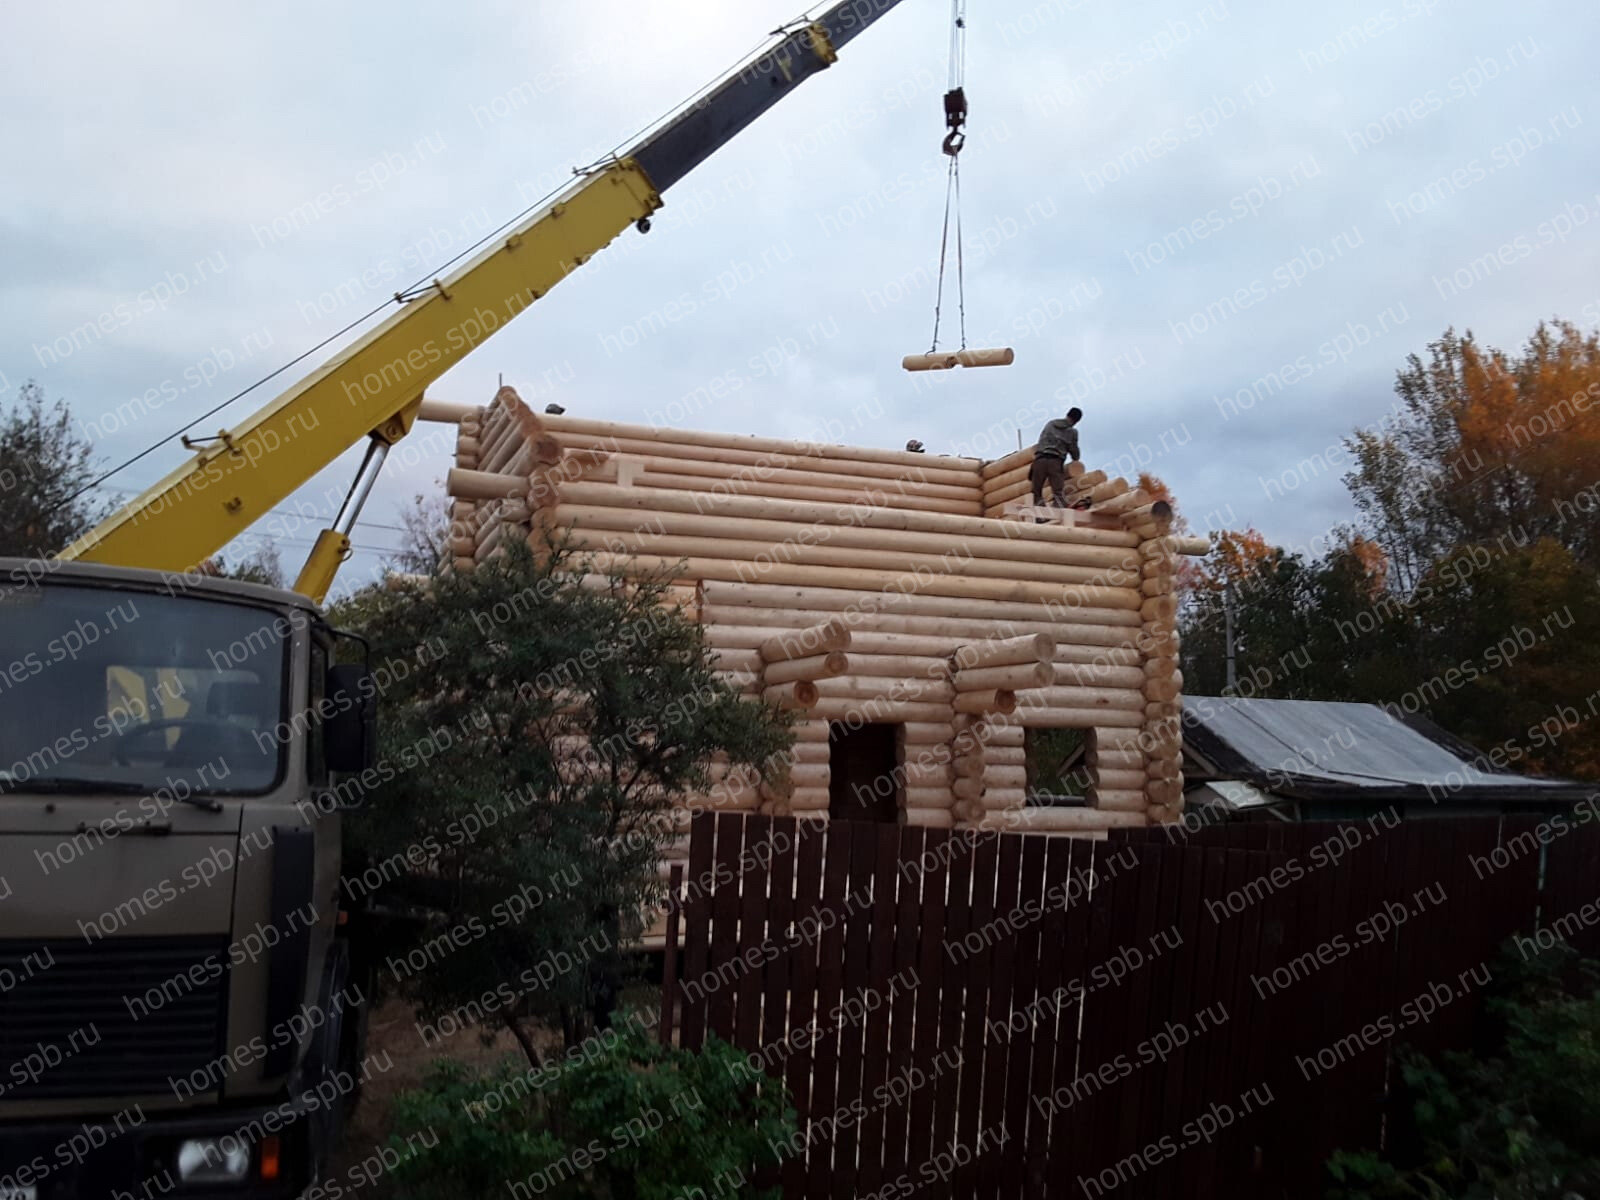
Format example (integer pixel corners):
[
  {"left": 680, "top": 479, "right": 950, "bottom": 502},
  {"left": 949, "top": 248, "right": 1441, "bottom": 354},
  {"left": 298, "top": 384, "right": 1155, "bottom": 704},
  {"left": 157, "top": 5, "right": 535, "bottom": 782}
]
[{"left": 1223, "top": 581, "right": 1238, "bottom": 692}]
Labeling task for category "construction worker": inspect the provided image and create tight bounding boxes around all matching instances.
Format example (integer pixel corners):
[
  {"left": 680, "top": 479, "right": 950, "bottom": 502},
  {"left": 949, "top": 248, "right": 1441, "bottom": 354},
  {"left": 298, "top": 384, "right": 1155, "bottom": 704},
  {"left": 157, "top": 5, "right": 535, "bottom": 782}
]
[{"left": 1029, "top": 407, "right": 1082, "bottom": 508}]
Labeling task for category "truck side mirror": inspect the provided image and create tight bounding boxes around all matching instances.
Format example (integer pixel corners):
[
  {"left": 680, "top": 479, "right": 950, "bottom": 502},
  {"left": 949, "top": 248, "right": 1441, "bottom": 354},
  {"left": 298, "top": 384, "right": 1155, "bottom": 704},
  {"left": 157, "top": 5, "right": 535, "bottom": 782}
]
[{"left": 325, "top": 663, "right": 376, "bottom": 773}]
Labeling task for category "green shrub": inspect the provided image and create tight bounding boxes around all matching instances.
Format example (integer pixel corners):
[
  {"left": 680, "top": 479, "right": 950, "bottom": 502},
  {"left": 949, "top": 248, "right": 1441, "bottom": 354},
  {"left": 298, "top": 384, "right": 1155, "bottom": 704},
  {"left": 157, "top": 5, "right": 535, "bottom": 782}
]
[
  {"left": 1326, "top": 940, "right": 1600, "bottom": 1199},
  {"left": 388, "top": 1019, "right": 797, "bottom": 1200}
]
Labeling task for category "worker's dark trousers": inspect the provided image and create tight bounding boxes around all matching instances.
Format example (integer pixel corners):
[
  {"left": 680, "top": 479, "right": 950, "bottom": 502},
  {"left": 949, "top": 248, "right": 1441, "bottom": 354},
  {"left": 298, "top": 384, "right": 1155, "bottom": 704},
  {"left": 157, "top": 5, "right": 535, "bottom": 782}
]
[{"left": 1029, "top": 454, "right": 1067, "bottom": 506}]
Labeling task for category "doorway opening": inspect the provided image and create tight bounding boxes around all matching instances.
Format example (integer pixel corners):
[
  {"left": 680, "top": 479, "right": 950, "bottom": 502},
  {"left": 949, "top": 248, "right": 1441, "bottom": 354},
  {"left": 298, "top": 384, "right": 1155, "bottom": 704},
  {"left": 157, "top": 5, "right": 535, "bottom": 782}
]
[{"left": 828, "top": 722, "right": 901, "bottom": 822}]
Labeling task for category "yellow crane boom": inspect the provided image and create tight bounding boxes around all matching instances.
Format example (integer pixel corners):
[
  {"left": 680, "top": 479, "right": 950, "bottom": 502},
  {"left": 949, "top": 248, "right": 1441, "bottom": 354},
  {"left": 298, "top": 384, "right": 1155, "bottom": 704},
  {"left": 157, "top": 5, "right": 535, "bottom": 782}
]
[{"left": 61, "top": 2, "right": 908, "bottom": 601}]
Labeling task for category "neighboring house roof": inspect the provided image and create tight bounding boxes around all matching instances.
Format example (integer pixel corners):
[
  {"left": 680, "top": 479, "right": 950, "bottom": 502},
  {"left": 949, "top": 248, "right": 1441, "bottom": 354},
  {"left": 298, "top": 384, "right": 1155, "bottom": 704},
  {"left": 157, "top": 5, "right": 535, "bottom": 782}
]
[{"left": 1182, "top": 696, "right": 1596, "bottom": 808}]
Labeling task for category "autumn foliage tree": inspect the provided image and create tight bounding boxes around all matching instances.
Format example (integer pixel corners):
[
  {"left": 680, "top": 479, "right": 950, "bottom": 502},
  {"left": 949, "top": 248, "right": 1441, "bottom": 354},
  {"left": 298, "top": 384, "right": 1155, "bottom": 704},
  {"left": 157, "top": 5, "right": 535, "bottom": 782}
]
[{"left": 1181, "top": 320, "right": 1600, "bottom": 779}]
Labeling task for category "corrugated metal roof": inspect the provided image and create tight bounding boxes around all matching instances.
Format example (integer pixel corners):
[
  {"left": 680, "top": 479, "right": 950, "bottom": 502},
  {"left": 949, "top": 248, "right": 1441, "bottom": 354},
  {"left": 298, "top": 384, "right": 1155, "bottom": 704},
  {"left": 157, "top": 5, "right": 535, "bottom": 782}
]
[{"left": 1182, "top": 696, "right": 1591, "bottom": 804}]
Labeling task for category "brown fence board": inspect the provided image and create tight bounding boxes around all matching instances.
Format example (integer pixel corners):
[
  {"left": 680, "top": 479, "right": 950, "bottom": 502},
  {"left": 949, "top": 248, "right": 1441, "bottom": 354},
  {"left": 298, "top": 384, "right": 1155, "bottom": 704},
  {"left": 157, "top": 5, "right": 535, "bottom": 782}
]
[{"left": 666, "top": 812, "right": 1596, "bottom": 1200}]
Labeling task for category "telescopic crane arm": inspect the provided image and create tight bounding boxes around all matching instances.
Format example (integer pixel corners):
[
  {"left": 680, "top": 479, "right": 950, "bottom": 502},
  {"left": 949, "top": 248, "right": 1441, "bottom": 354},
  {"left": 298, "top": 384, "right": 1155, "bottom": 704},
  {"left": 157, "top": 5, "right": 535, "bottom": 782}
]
[{"left": 60, "top": 0, "right": 909, "bottom": 601}]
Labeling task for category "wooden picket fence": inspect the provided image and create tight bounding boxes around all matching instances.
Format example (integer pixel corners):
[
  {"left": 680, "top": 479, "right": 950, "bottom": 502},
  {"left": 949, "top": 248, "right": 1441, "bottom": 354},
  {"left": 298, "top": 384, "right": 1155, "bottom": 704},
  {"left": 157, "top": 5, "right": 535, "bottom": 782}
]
[{"left": 661, "top": 811, "right": 1600, "bottom": 1199}]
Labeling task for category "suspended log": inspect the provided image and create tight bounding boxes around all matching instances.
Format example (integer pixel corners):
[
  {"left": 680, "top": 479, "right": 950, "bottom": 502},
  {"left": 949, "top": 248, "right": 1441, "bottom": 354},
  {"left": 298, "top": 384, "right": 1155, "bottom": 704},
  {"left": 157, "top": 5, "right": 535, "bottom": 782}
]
[{"left": 763, "top": 651, "right": 850, "bottom": 685}]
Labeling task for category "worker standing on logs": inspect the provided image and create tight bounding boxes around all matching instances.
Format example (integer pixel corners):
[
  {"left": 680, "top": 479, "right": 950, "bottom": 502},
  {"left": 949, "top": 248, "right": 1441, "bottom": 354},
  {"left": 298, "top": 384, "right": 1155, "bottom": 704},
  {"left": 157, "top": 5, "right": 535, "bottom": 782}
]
[{"left": 1029, "top": 407, "right": 1083, "bottom": 509}]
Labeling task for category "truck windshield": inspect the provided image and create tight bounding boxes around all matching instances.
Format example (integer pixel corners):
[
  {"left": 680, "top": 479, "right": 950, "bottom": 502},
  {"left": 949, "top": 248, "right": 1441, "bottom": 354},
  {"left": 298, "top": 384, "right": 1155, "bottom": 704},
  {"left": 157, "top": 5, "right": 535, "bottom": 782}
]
[{"left": 0, "top": 583, "right": 288, "bottom": 796}]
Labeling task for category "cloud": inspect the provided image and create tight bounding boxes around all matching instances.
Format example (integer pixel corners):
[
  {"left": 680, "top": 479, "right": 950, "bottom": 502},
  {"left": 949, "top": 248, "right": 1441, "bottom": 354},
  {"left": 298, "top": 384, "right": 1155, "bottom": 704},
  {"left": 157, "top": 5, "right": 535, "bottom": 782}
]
[{"left": 1, "top": 0, "right": 1596, "bottom": 586}]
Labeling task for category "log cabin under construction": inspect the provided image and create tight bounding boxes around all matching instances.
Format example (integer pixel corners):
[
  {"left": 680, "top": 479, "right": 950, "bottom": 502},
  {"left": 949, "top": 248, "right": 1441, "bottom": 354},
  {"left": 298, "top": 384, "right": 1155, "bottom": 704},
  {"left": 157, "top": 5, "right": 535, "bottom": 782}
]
[{"left": 426, "top": 386, "right": 1207, "bottom": 890}]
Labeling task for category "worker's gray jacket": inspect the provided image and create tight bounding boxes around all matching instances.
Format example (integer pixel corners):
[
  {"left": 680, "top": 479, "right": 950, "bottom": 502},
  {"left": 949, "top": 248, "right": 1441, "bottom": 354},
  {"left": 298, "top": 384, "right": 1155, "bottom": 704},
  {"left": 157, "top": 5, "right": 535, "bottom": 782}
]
[{"left": 1035, "top": 419, "right": 1080, "bottom": 461}]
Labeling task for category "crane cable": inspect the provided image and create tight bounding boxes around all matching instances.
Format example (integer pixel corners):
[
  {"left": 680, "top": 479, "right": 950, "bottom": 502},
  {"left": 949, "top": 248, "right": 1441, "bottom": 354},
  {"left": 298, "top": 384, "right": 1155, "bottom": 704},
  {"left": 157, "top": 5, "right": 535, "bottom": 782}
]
[{"left": 927, "top": 0, "right": 969, "bottom": 354}]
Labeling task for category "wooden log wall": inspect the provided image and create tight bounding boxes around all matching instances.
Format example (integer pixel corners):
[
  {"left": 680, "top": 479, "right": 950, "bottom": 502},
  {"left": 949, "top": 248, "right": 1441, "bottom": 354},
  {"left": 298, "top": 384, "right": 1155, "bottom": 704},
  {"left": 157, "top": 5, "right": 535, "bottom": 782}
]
[{"left": 438, "top": 388, "right": 1209, "bottom": 899}]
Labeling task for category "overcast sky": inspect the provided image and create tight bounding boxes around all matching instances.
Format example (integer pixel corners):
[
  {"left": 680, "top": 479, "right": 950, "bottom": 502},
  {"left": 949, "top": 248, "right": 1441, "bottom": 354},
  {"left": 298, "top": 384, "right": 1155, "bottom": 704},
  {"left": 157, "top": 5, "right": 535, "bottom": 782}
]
[{"left": 2, "top": 0, "right": 1596, "bottom": 596}]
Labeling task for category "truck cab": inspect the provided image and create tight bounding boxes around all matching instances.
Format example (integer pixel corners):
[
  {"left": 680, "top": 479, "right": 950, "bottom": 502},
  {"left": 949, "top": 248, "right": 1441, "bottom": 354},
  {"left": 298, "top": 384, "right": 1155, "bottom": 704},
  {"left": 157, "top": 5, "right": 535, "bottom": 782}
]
[{"left": 0, "top": 558, "right": 372, "bottom": 1199}]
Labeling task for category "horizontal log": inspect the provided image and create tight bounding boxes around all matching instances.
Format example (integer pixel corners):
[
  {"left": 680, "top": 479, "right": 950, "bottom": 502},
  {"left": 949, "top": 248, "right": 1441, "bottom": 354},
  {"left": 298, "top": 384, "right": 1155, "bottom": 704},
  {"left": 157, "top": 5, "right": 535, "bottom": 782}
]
[
  {"left": 1092, "top": 488, "right": 1150, "bottom": 517},
  {"left": 758, "top": 618, "right": 851, "bottom": 663},
  {"left": 810, "top": 699, "right": 953, "bottom": 724},
  {"left": 1020, "top": 686, "right": 1145, "bottom": 711},
  {"left": 762, "top": 681, "right": 818, "bottom": 710},
  {"left": 555, "top": 523, "right": 1134, "bottom": 588},
  {"left": 952, "top": 632, "right": 1055, "bottom": 671},
  {"left": 952, "top": 661, "right": 1055, "bottom": 692},
  {"left": 904, "top": 786, "right": 956, "bottom": 809},
  {"left": 984, "top": 765, "right": 1028, "bottom": 788},
  {"left": 1088, "top": 788, "right": 1148, "bottom": 812},
  {"left": 699, "top": 605, "right": 1142, "bottom": 643},
  {"left": 419, "top": 398, "right": 478, "bottom": 423},
  {"left": 1054, "top": 663, "right": 1147, "bottom": 690},
  {"left": 636, "top": 470, "right": 981, "bottom": 515},
  {"left": 698, "top": 582, "right": 1143, "bottom": 626},
  {"left": 982, "top": 461, "right": 1033, "bottom": 493},
  {"left": 815, "top": 677, "right": 952, "bottom": 702},
  {"left": 979, "top": 446, "right": 1037, "bottom": 480},
  {"left": 847, "top": 653, "right": 950, "bottom": 679},
  {"left": 547, "top": 427, "right": 980, "bottom": 489},
  {"left": 787, "top": 791, "right": 832, "bottom": 812},
  {"left": 577, "top": 551, "right": 1143, "bottom": 611},
  {"left": 1094, "top": 768, "right": 1148, "bottom": 791},
  {"left": 763, "top": 651, "right": 850, "bottom": 685},
  {"left": 902, "top": 722, "right": 957, "bottom": 745},
  {"left": 903, "top": 807, "right": 955, "bottom": 829},
  {"left": 550, "top": 492, "right": 1137, "bottom": 569},
  {"left": 979, "top": 806, "right": 1145, "bottom": 833},
  {"left": 558, "top": 480, "right": 1139, "bottom": 551},
  {"left": 953, "top": 689, "right": 1017, "bottom": 715},
  {"left": 1010, "top": 706, "right": 1143, "bottom": 728},
  {"left": 447, "top": 467, "right": 527, "bottom": 501},
  {"left": 903, "top": 761, "right": 953, "bottom": 788},
  {"left": 541, "top": 411, "right": 981, "bottom": 471}
]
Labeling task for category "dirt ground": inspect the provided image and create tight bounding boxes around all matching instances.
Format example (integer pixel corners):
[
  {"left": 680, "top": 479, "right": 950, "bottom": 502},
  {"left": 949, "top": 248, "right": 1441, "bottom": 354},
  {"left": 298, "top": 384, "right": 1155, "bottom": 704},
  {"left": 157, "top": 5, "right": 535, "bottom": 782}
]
[{"left": 325, "top": 998, "right": 523, "bottom": 1195}]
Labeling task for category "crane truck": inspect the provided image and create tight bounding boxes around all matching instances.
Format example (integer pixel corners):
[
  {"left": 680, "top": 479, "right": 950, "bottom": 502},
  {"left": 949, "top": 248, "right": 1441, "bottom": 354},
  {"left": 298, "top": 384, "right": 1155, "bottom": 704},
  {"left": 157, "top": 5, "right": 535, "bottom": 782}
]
[{"left": 0, "top": 2, "right": 908, "bottom": 1194}]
